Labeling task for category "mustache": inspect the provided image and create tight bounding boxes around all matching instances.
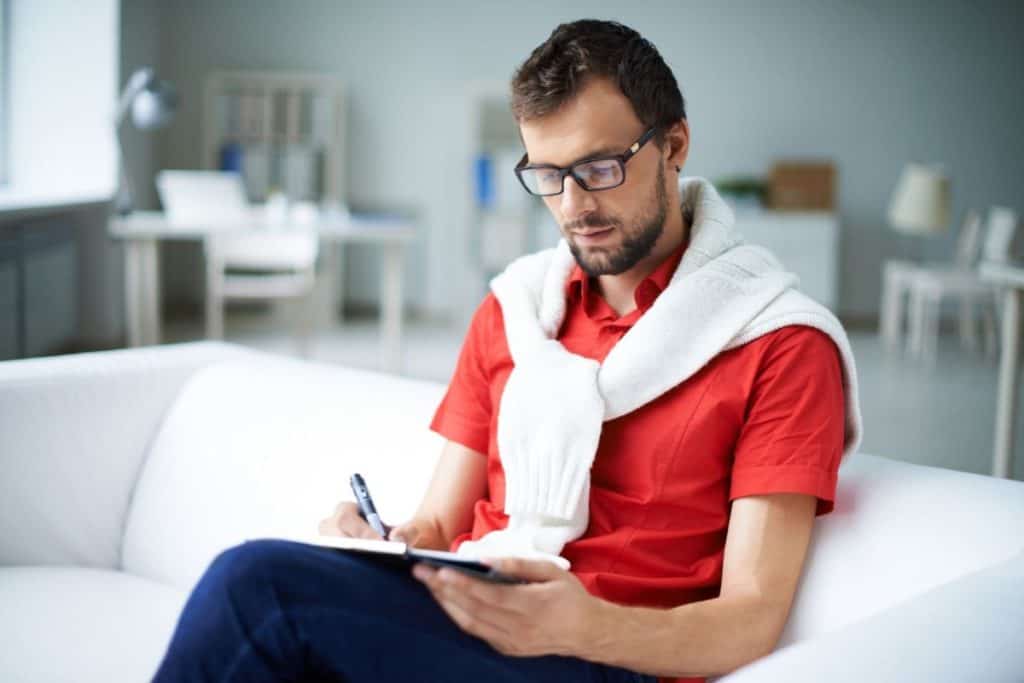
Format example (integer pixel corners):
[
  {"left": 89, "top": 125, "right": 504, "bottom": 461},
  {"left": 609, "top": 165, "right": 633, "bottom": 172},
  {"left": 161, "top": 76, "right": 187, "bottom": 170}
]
[{"left": 564, "top": 215, "right": 619, "bottom": 232}]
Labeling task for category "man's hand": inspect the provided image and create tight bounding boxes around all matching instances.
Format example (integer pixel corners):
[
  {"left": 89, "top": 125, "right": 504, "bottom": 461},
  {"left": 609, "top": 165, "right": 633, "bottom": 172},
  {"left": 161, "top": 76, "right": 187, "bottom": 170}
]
[
  {"left": 412, "top": 557, "right": 603, "bottom": 658},
  {"left": 317, "top": 501, "right": 434, "bottom": 547},
  {"left": 317, "top": 501, "right": 388, "bottom": 540}
]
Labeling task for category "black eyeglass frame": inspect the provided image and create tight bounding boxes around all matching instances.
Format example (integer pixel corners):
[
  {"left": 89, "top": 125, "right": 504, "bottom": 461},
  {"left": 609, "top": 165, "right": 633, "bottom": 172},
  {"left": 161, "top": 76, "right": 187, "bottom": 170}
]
[{"left": 513, "top": 127, "right": 658, "bottom": 197}]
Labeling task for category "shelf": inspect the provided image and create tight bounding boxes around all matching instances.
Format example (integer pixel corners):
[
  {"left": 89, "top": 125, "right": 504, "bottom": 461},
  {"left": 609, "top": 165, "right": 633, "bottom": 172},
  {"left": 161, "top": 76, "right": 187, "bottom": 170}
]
[{"left": 204, "top": 70, "right": 345, "bottom": 204}]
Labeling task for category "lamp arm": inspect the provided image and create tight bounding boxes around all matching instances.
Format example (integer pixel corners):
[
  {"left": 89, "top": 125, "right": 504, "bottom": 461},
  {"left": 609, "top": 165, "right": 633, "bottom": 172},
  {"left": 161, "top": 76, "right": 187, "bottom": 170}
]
[{"left": 114, "top": 67, "right": 156, "bottom": 128}]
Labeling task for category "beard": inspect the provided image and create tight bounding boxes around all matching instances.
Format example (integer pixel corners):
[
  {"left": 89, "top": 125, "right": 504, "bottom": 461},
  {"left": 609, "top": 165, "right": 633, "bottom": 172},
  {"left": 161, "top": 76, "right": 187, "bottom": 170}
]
[{"left": 565, "top": 163, "right": 669, "bottom": 277}]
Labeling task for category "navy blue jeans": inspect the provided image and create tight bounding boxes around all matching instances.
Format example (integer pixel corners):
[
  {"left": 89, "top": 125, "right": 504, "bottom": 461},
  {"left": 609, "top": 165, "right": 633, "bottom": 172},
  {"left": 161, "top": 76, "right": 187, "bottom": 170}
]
[{"left": 154, "top": 539, "right": 655, "bottom": 682}]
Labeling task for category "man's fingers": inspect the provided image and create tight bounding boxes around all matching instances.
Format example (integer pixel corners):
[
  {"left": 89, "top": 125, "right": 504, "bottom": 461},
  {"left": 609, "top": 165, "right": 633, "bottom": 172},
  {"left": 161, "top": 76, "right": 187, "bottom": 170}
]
[
  {"left": 436, "top": 595, "right": 516, "bottom": 649},
  {"left": 388, "top": 524, "right": 420, "bottom": 544},
  {"left": 317, "top": 502, "right": 384, "bottom": 540},
  {"left": 452, "top": 572, "right": 531, "bottom": 615},
  {"left": 484, "top": 557, "right": 564, "bottom": 582},
  {"left": 347, "top": 520, "right": 384, "bottom": 540},
  {"left": 417, "top": 565, "right": 528, "bottom": 618},
  {"left": 317, "top": 518, "right": 339, "bottom": 536},
  {"left": 416, "top": 569, "right": 519, "bottom": 647}
]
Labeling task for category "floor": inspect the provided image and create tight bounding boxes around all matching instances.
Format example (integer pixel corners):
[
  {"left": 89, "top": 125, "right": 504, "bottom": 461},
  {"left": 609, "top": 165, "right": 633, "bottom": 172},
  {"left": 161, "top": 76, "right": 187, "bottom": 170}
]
[{"left": 164, "top": 306, "right": 1024, "bottom": 482}]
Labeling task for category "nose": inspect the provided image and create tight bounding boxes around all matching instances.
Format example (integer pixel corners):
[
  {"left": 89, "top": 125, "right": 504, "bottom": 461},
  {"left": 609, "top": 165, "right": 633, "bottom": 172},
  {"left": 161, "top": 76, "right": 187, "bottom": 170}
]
[{"left": 559, "top": 174, "right": 597, "bottom": 223}]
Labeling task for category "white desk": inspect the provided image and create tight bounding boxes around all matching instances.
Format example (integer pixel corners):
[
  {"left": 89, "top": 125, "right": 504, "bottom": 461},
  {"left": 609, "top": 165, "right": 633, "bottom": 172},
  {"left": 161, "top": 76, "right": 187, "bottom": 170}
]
[
  {"left": 109, "top": 211, "right": 416, "bottom": 373},
  {"left": 980, "top": 261, "right": 1024, "bottom": 479}
]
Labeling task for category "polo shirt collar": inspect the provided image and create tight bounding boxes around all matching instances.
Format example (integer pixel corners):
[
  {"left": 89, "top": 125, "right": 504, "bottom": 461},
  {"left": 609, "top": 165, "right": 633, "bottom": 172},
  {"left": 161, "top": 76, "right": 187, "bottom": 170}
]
[{"left": 565, "top": 237, "right": 688, "bottom": 323}]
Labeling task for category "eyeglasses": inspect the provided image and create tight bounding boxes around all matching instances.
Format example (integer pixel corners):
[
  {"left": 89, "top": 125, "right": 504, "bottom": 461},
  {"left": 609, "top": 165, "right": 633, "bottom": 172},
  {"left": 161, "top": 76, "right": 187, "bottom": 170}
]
[{"left": 514, "top": 127, "right": 657, "bottom": 197}]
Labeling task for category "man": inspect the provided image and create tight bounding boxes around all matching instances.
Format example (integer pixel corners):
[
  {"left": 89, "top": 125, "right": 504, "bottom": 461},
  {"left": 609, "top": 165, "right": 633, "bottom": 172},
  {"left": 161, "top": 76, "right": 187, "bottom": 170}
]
[{"left": 155, "top": 19, "right": 858, "bottom": 683}]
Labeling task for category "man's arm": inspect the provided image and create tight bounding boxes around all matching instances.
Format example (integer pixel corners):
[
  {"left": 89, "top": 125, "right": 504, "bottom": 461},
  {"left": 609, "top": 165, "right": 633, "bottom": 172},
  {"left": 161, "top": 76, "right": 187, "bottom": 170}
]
[
  {"left": 414, "top": 491, "right": 817, "bottom": 678},
  {"left": 580, "top": 492, "right": 818, "bottom": 677},
  {"left": 388, "top": 440, "right": 488, "bottom": 550}
]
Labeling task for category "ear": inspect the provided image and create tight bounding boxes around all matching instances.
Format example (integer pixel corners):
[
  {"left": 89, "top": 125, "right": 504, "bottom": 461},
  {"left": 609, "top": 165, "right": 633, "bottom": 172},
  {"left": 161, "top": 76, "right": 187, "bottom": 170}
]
[{"left": 663, "top": 119, "right": 690, "bottom": 174}]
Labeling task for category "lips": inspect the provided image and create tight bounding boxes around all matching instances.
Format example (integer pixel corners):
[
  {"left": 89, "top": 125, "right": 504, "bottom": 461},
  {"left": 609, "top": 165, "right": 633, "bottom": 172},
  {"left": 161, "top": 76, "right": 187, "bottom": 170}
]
[{"left": 572, "top": 227, "right": 614, "bottom": 245}]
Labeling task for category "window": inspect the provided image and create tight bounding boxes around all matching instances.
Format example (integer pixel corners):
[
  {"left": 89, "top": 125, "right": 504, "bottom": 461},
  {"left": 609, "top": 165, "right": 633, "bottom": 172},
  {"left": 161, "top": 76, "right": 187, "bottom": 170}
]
[{"left": 0, "top": 0, "right": 8, "bottom": 187}]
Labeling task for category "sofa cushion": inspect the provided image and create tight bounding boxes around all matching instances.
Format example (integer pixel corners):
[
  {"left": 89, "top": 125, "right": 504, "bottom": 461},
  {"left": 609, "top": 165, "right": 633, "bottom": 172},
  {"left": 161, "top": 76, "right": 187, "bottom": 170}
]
[
  {"left": 0, "top": 566, "right": 187, "bottom": 682},
  {"left": 122, "top": 357, "right": 447, "bottom": 590},
  {"left": 778, "top": 453, "right": 1024, "bottom": 646}
]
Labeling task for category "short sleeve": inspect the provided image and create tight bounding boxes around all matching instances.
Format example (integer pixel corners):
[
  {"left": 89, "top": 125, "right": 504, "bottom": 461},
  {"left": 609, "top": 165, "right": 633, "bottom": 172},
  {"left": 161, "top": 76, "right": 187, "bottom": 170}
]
[
  {"left": 729, "top": 326, "right": 846, "bottom": 516},
  {"left": 428, "top": 295, "right": 499, "bottom": 455}
]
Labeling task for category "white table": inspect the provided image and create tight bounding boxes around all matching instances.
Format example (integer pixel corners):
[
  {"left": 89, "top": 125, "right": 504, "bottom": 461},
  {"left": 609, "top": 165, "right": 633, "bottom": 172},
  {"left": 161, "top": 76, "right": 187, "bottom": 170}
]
[
  {"left": 980, "top": 261, "right": 1024, "bottom": 479},
  {"left": 109, "top": 211, "right": 416, "bottom": 373}
]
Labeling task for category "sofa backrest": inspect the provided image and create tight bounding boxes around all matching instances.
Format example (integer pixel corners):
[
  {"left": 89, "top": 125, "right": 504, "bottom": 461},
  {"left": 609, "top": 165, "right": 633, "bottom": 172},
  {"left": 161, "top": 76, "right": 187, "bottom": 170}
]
[
  {"left": 119, "top": 352, "right": 1024, "bottom": 651},
  {"left": 121, "top": 356, "right": 447, "bottom": 588},
  {"left": 778, "top": 452, "right": 1024, "bottom": 646},
  {"left": 0, "top": 342, "right": 245, "bottom": 569}
]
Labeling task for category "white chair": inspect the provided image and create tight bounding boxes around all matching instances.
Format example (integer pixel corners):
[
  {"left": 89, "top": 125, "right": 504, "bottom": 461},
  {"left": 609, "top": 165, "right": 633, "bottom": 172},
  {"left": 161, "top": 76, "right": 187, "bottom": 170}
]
[
  {"left": 879, "top": 209, "right": 982, "bottom": 352},
  {"left": 155, "top": 171, "right": 319, "bottom": 356},
  {"left": 905, "top": 207, "right": 1018, "bottom": 362}
]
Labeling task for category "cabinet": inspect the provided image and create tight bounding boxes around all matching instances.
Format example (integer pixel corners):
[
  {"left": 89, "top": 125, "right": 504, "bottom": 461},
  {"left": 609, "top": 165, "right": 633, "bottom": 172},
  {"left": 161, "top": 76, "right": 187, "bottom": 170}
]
[
  {"left": 733, "top": 208, "right": 840, "bottom": 311},
  {"left": 202, "top": 70, "right": 346, "bottom": 203},
  {"left": 0, "top": 219, "right": 77, "bottom": 359}
]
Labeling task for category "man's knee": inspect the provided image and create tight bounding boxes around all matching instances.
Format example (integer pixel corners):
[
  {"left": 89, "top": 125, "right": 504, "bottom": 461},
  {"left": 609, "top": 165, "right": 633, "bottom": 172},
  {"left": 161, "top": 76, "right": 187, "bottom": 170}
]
[{"left": 201, "top": 539, "right": 298, "bottom": 594}]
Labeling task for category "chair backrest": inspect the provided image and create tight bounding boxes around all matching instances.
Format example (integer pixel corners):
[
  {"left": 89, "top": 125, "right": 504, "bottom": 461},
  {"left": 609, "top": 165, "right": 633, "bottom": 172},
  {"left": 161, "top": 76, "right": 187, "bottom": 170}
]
[
  {"left": 952, "top": 209, "right": 983, "bottom": 270},
  {"left": 156, "top": 170, "right": 251, "bottom": 227},
  {"left": 981, "top": 206, "right": 1018, "bottom": 263},
  {"left": 158, "top": 170, "right": 318, "bottom": 271},
  {"left": 208, "top": 231, "right": 319, "bottom": 271}
]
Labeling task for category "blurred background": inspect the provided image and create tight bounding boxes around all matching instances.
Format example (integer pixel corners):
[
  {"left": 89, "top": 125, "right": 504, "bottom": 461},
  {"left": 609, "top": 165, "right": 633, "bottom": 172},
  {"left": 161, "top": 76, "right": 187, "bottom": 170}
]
[{"left": 1, "top": 0, "right": 1022, "bottom": 479}]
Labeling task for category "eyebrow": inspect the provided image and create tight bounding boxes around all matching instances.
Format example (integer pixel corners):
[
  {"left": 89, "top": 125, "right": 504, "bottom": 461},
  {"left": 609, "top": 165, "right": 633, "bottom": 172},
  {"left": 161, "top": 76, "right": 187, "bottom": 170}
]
[{"left": 528, "top": 144, "right": 624, "bottom": 168}]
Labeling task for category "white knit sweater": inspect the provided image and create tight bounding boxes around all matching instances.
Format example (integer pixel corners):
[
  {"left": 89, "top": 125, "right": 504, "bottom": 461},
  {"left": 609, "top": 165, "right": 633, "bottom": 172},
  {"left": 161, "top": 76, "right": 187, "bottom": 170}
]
[{"left": 456, "top": 177, "right": 863, "bottom": 568}]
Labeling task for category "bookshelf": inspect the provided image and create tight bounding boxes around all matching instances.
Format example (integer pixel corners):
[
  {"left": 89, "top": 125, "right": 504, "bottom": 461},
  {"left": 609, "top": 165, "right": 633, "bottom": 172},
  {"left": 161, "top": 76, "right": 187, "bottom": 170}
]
[
  {"left": 202, "top": 70, "right": 346, "bottom": 204},
  {"left": 463, "top": 82, "right": 547, "bottom": 319}
]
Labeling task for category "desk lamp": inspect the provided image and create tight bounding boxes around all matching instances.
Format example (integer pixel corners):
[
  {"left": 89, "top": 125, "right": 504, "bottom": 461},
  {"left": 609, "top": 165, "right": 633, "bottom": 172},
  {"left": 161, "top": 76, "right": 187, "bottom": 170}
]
[{"left": 114, "top": 67, "right": 178, "bottom": 215}]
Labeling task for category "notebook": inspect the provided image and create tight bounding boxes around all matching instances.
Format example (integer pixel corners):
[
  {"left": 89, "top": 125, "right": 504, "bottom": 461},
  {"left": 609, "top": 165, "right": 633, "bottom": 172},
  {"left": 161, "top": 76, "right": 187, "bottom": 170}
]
[{"left": 288, "top": 534, "right": 526, "bottom": 584}]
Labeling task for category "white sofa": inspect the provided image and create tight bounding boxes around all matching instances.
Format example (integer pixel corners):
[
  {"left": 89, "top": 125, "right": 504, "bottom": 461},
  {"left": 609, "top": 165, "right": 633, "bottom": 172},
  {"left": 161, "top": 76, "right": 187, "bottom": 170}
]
[{"left": 1, "top": 341, "right": 1022, "bottom": 682}]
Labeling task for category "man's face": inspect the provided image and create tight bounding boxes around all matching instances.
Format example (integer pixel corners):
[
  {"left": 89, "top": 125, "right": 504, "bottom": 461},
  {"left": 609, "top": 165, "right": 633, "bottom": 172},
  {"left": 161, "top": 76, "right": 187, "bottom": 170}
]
[{"left": 519, "top": 78, "right": 670, "bottom": 277}]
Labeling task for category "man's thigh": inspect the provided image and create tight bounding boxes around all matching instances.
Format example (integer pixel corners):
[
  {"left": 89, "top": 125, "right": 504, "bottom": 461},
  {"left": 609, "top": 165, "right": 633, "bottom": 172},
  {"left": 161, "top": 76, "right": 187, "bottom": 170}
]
[{"left": 218, "top": 539, "right": 651, "bottom": 683}]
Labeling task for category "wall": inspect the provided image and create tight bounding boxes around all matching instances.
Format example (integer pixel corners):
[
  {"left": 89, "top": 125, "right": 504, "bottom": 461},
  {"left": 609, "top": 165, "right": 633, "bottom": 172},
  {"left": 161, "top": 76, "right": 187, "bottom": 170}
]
[
  {"left": 0, "top": 0, "right": 122, "bottom": 357},
  {"left": 138, "top": 0, "right": 1024, "bottom": 321}
]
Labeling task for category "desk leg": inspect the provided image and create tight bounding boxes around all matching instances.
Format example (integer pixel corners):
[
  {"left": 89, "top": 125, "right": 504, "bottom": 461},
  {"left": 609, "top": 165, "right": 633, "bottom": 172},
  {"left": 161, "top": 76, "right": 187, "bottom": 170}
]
[
  {"left": 336, "top": 241, "right": 346, "bottom": 324},
  {"left": 380, "top": 243, "right": 404, "bottom": 373},
  {"left": 312, "top": 240, "right": 344, "bottom": 328},
  {"left": 142, "top": 239, "right": 161, "bottom": 345},
  {"left": 124, "top": 239, "right": 160, "bottom": 347},
  {"left": 204, "top": 238, "right": 224, "bottom": 340},
  {"left": 993, "top": 287, "right": 1021, "bottom": 479}
]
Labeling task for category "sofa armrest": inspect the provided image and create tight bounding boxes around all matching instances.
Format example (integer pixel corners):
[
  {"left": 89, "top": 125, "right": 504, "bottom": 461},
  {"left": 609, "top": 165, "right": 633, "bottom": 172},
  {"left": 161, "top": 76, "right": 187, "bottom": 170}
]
[
  {"left": 0, "top": 342, "right": 253, "bottom": 569},
  {"left": 716, "top": 550, "right": 1024, "bottom": 682}
]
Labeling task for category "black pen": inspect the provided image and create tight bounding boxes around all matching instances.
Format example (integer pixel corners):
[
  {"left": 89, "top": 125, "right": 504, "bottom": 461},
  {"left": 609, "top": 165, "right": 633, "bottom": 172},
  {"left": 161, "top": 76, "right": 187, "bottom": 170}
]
[{"left": 350, "top": 473, "right": 389, "bottom": 538}]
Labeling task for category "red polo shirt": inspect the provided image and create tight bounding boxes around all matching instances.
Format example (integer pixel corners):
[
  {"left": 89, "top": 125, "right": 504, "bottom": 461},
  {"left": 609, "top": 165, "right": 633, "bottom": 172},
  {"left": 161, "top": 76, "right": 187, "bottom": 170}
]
[{"left": 430, "top": 242, "right": 845, "bottom": 682}]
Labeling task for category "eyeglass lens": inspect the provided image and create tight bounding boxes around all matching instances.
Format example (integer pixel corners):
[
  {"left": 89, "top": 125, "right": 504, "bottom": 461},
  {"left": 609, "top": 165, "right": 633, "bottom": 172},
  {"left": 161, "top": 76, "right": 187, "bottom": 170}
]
[{"left": 520, "top": 158, "right": 625, "bottom": 196}]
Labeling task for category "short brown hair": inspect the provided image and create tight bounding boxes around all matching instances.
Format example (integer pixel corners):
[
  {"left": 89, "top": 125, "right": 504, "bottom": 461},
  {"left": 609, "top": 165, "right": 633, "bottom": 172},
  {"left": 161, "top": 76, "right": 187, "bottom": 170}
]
[{"left": 510, "top": 20, "right": 686, "bottom": 142}]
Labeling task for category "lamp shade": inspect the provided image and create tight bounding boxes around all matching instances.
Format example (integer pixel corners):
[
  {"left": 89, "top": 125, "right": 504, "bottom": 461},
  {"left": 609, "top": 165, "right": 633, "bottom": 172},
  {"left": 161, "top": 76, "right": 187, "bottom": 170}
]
[
  {"left": 131, "top": 79, "right": 177, "bottom": 129},
  {"left": 887, "top": 163, "right": 951, "bottom": 234},
  {"left": 115, "top": 67, "right": 178, "bottom": 131}
]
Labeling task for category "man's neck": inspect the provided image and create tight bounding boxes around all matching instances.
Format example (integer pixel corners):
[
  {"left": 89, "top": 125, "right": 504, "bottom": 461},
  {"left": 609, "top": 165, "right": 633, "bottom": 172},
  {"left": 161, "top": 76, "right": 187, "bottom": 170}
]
[{"left": 593, "top": 207, "right": 689, "bottom": 317}]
